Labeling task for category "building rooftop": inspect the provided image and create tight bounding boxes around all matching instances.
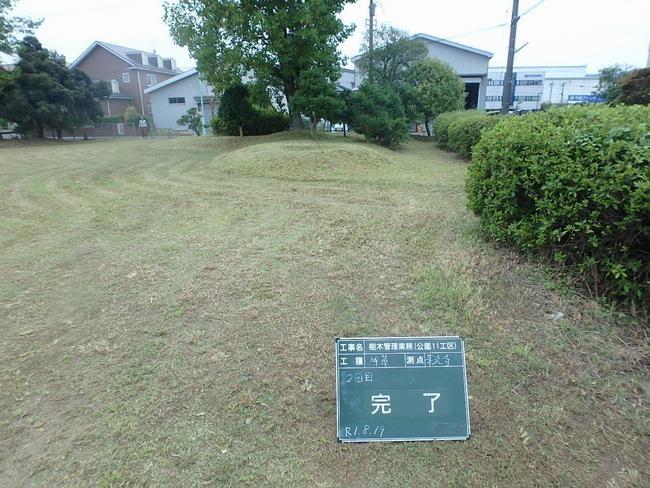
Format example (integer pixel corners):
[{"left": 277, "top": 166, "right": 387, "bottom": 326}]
[{"left": 70, "top": 41, "right": 180, "bottom": 74}]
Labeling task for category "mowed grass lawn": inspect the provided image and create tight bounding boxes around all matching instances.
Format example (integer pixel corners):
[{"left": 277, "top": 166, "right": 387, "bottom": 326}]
[{"left": 1, "top": 134, "right": 647, "bottom": 487}]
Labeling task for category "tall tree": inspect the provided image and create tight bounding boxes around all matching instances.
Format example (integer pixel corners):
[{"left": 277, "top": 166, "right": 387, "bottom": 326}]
[
  {"left": 594, "top": 64, "right": 633, "bottom": 103},
  {"left": 292, "top": 67, "right": 342, "bottom": 131},
  {"left": 0, "top": 0, "right": 41, "bottom": 54},
  {"left": 164, "top": 0, "right": 354, "bottom": 130},
  {"left": 405, "top": 59, "right": 466, "bottom": 136},
  {"left": 1, "top": 37, "right": 101, "bottom": 138},
  {"left": 356, "top": 25, "right": 428, "bottom": 84}
]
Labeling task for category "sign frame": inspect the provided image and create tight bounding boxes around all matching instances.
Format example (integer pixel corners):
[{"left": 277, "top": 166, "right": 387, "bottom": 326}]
[{"left": 335, "top": 336, "right": 471, "bottom": 443}]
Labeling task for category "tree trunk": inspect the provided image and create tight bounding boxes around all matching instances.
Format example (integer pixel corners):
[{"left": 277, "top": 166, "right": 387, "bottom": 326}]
[
  {"left": 311, "top": 113, "right": 317, "bottom": 132},
  {"left": 239, "top": 125, "right": 243, "bottom": 137},
  {"left": 282, "top": 75, "right": 303, "bottom": 131},
  {"left": 425, "top": 118, "right": 431, "bottom": 137},
  {"left": 343, "top": 123, "right": 347, "bottom": 137},
  {"left": 36, "top": 123, "right": 45, "bottom": 139}
]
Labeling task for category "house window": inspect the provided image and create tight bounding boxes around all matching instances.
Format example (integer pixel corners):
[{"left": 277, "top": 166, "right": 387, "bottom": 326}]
[
  {"left": 111, "top": 80, "right": 120, "bottom": 94},
  {"left": 168, "top": 97, "right": 186, "bottom": 104},
  {"left": 146, "top": 74, "right": 158, "bottom": 86},
  {"left": 122, "top": 72, "right": 130, "bottom": 83}
]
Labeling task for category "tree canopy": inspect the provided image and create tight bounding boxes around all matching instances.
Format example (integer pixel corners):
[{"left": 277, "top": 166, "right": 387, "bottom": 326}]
[
  {"left": 292, "top": 67, "right": 342, "bottom": 131},
  {"left": 616, "top": 68, "right": 650, "bottom": 106},
  {"left": 0, "top": 0, "right": 41, "bottom": 54},
  {"left": 594, "top": 64, "right": 633, "bottom": 103},
  {"left": 405, "top": 59, "right": 466, "bottom": 136},
  {"left": 0, "top": 36, "right": 102, "bottom": 138},
  {"left": 356, "top": 25, "right": 428, "bottom": 85},
  {"left": 164, "top": 0, "right": 355, "bottom": 129}
]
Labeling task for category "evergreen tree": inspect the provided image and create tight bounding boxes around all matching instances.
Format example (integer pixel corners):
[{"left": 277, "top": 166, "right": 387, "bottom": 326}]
[
  {"left": 0, "top": 37, "right": 101, "bottom": 138},
  {"left": 293, "top": 67, "right": 342, "bottom": 131}
]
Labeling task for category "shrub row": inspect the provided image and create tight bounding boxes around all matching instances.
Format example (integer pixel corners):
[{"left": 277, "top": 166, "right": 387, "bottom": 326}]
[
  {"left": 466, "top": 105, "right": 650, "bottom": 305},
  {"left": 433, "top": 110, "right": 499, "bottom": 158},
  {"left": 211, "top": 107, "right": 289, "bottom": 136}
]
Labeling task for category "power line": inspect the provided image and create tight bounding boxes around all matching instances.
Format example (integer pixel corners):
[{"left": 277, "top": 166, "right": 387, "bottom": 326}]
[
  {"left": 447, "top": 22, "right": 509, "bottom": 40},
  {"left": 520, "top": 0, "right": 546, "bottom": 18},
  {"left": 446, "top": 0, "right": 546, "bottom": 40}
]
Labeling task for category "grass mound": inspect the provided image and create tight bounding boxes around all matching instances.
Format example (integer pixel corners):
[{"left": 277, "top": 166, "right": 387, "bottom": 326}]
[{"left": 214, "top": 138, "right": 393, "bottom": 181}]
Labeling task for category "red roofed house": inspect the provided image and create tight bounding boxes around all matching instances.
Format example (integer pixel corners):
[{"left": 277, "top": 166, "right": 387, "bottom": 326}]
[{"left": 70, "top": 41, "right": 181, "bottom": 118}]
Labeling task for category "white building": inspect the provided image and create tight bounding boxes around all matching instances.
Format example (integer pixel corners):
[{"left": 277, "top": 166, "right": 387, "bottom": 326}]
[
  {"left": 144, "top": 68, "right": 215, "bottom": 131},
  {"left": 486, "top": 65, "right": 601, "bottom": 111},
  {"left": 350, "top": 33, "right": 493, "bottom": 109},
  {"left": 337, "top": 67, "right": 357, "bottom": 91}
]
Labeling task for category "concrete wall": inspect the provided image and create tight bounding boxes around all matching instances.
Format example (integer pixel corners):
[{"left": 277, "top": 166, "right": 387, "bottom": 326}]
[
  {"left": 148, "top": 72, "right": 215, "bottom": 130},
  {"left": 420, "top": 39, "right": 490, "bottom": 76}
]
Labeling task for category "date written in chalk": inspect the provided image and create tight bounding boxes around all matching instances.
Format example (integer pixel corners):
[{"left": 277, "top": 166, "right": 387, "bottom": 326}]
[{"left": 342, "top": 425, "right": 385, "bottom": 438}]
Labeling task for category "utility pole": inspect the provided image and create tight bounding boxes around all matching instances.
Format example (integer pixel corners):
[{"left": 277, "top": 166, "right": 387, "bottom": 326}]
[
  {"left": 368, "top": 0, "right": 376, "bottom": 83},
  {"left": 501, "top": 0, "right": 520, "bottom": 114}
]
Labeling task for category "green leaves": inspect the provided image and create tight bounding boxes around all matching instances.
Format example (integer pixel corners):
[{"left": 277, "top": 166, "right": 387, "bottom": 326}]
[
  {"left": 349, "top": 83, "right": 409, "bottom": 147},
  {"left": 1, "top": 36, "right": 102, "bottom": 137},
  {"left": 406, "top": 59, "right": 466, "bottom": 126},
  {"left": 466, "top": 105, "right": 650, "bottom": 305},
  {"left": 163, "top": 0, "right": 355, "bottom": 122}
]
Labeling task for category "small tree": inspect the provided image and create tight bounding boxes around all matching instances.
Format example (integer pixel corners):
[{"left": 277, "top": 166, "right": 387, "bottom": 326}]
[
  {"left": 594, "top": 64, "right": 633, "bottom": 103},
  {"left": 292, "top": 67, "right": 342, "bottom": 131},
  {"left": 616, "top": 68, "right": 650, "bottom": 106},
  {"left": 356, "top": 25, "right": 428, "bottom": 84},
  {"left": 406, "top": 59, "right": 466, "bottom": 136},
  {"left": 218, "top": 83, "right": 255, "bottom": 137},
  {"left": 177, "top": 107, "right": 203, "bottom": 135},
  {"left": 332, "top": 88, "right": 354, "bottom": 136},
  {"left": 123, "top": 106, "right": 141, "bottom": 124},
  {"left": 349, "top": 82, "right": 409, "bottom": 147}
]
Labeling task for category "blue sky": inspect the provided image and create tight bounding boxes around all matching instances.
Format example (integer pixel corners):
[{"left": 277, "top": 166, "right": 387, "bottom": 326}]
[{"left": 5, "top": 0, "right": 650, "bottom": 73}]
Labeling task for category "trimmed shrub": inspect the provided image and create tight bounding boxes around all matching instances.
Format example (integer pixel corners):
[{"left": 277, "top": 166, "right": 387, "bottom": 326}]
[
  {"left": 433, "top": 110, "right": 474, "bottom": 148},
  {"left": 211, "top": 107, "right": 289, "bottom": 136},
  {"left": 447, "top": 114, "right": 500, "bottom": 158},
  {"left": 349, "top": 83, "right": 409, "bottom": 147},
  {"left": 467, "top": 105, "right": 650, "bottom": 304}
]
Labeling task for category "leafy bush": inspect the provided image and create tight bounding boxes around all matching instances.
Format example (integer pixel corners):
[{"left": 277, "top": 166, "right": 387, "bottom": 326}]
[
  {"left": 177, "top": 107, "right": 203, "bottom": 135},
  {"left": 433, "top": 110, "right": 472, "bottom": 148},
  {"left": 244, "top": 108, "right": 290, "bottom": 135},
  {"left": 349, "top": 83, "right": 409, "bottom": 147},
  {"left": 211, "top": 107, "right": 289, "bottom": 136},
  {"left": 447, "top": 113, "right": 500, "bottom": 158},
  {"left": 467, "top": 105, "right": 650, "bottom": 304}
]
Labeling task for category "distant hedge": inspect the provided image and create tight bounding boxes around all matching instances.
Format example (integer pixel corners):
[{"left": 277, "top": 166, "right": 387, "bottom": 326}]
[
  {"left": 447, "top": 114, "right": 500, "bottom": 158},
  {"left": 432, "top": 110, "right": 469, "bottom": 148},
  {"left": 467, "top": 105, "right": 650, "bottom": 305},
  {"left": 433, "top": 110, "right": 499, "bottom": 158},
  {"left": 211, "top": 108, "right": 289, "bottom": 136}
]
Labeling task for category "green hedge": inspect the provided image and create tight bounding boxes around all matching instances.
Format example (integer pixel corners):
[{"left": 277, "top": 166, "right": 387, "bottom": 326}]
[
  {"left": 447, "top": 114, "right": 500, "bottom": 158},
  {"left": 467, "top": 105, "right": 650, "bottom": 304},
  {"left": 211, "top": 108, "right": 289, "bottom": 136},
  {"left": 432, "top": 110, "right": 469, "bottom": 148}
]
